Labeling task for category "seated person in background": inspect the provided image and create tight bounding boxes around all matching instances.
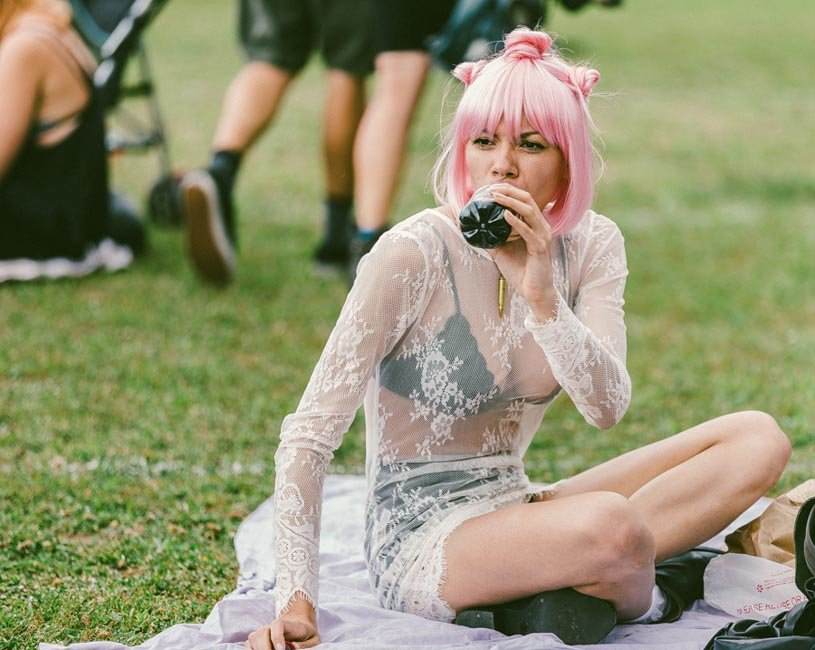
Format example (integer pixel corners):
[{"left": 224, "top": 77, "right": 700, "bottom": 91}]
[{"left": 0, "top": 0, "right": 143, "bottom": 283}]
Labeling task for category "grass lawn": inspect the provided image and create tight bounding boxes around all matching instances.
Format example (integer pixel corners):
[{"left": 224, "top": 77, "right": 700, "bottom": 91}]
[{"left": 1, "top": 0, "right": 813, "bottom": 647}]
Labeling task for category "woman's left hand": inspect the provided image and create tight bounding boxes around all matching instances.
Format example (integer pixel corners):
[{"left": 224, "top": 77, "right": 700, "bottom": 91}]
[{"left": 489, "top": 183, "right": 558, "bottom": 320}]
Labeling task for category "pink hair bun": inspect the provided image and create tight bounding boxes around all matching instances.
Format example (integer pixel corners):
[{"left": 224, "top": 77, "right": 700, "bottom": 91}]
[
  {"left": 452, "top": 60, "right": 487, "bottom": 86},
  {"left": 569, "top": 65, "right": 600, "bottom": 98},
  {"left": 503, "top": 28, "right": 553, "bottom": 62}
]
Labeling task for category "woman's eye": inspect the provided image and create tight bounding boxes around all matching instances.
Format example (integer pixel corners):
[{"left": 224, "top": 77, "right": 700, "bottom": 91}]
[
  {"left": 520, "top": 140, "right": 546, "bottom": 151},
  {"left": 473, "top": 137, "right": 492, "bottom": 146}
]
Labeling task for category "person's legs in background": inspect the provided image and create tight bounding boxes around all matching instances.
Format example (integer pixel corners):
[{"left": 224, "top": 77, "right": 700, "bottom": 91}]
[
  {"left": 311, "top": 69, "right": 365, "bottom": 269},
  {"left": 350, "top": 50, "right": 430, "bottom": 272},
  {"left": 349, "top": 0, "right": 456, "bottom": 281},
  {"left": 181, "top": 0, "right": 308, "bottom": 284},
  {"left": 312, "top": 0, "right": 373, "bottom": 270},
  {"left": 182, "top": 0, "right": 374, "bottom": 284}
]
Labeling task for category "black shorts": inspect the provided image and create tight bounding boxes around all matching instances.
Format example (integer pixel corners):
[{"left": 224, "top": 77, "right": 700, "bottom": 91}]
[
  {"left": 239, "top": 0, "right": 375, "bottom": 76},
  {"left": 373, "top": 0, "right": 457, "bottom": 54}
]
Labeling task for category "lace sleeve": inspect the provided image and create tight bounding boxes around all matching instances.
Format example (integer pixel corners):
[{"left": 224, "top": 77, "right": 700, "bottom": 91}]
[
  {"left": 272, "top": 232, "right": 428, "bottom": 616},
  {"left": 524, "top": 218, "right": 631, "bottom": 429}
]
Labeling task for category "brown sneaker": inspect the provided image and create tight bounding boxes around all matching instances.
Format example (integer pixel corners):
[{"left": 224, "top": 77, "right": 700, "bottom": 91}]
[{"left": 180, "top": 169, "right": 236, "bottom": 285}]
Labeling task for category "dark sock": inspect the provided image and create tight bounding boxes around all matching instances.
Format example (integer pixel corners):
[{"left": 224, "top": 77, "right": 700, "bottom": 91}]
[
  {"left": 355, "top": 225, "right": 388, "bottom": 241},
  {"left": 205, "top": 150, "right": 241, "bottom": 245},
  {"left": 324, "top": 195, "right": 353, "bottom": 244},
  {"left": 208, "top": 150, "right": 243, "bottom": 192}
]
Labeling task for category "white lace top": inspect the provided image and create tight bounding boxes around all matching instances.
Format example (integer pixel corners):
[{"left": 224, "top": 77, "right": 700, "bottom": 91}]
[{"left": 272, "top": 207, "right": 631, "bottom": 616}]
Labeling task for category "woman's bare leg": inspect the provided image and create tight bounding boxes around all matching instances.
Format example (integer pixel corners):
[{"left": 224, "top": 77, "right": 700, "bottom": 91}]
[
  {"left": 441, "top": 411, "right": 790, "bottom": 618},
  {"left": 442, "top": 491, "right": 656, "bottom": 620},
  {"left": 553, "top": 410, "right": 791, "bottom": 561}
]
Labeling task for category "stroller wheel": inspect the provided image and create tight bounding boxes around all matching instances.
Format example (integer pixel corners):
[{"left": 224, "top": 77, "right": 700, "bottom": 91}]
[{"left": 147, "top": 172, "right": 184, "bottom": 228}]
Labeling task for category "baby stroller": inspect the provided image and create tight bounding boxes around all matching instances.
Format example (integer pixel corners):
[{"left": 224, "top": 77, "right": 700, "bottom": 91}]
[
  {"left": 69, "top": 0, "right": 182, "bottom": 225},
  {"left": 428, "top": 0, "right": 623, "bottom": 70}
]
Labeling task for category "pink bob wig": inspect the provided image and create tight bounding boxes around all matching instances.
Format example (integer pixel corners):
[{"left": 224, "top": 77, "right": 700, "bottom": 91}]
[{"left": 432, "top": 28, "right": 601, "bottom": 235}]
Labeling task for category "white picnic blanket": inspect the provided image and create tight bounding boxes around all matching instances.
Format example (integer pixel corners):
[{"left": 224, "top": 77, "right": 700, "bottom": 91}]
[{"left": 40, "top": 475, "right": 773, "bottom": 650}]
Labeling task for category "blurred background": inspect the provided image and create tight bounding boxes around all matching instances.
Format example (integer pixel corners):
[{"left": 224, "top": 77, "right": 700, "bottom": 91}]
[{"left": 1, "top": 0, "right": 813, "bottom": 645}]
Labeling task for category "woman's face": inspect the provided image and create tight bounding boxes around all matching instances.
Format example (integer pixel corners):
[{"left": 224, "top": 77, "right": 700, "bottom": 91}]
[{"left": 465, "top": 116, "right": 567, "bottom": 209}]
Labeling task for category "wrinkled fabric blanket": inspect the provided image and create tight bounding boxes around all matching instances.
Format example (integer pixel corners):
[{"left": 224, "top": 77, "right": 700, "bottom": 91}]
[{"left": 41, "top": 475, "right": 772, "bottom": 650}]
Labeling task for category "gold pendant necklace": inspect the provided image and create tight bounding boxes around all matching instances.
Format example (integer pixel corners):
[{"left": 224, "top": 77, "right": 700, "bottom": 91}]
[{"left": 498, "top": 275, "right": 506, "bottom": 319}]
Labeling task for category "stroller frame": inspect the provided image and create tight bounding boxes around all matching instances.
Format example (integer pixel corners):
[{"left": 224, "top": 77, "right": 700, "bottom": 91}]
[{"left": 69, "top": 0, "right": 179, "bottom": 223}]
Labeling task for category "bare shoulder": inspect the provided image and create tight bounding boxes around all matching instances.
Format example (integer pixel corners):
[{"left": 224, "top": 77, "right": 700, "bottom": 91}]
[{"left": 0, "top": 28, "right": 50, "bottom": 76}]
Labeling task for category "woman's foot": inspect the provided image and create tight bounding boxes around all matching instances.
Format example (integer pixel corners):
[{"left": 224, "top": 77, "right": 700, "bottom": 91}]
[{"left": 653, "top": 547, "right": 723, "bottom": 622}]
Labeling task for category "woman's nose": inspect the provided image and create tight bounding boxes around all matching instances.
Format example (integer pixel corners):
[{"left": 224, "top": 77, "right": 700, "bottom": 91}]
[{"left": 490, "top": 144, "right": 518, "bottom": 179}]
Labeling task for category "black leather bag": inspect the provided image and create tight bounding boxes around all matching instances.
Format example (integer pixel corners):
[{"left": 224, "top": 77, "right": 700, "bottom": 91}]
[{"left": 704, "top": 497, "right": 815, "bottom": 649}]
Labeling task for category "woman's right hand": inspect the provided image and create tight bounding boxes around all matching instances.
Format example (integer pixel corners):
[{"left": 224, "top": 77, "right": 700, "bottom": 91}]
[{"left": 246, "top": 606, "right": 320, "bottom": 650}]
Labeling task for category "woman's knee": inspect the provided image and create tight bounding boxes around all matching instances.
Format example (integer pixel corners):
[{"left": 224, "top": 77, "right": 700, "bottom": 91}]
[
  {"left": 736, "top": 410, "right": 791, "bottom": 487},
  {"left": 577, "top": 492, "right": 655, "bottom": 583}
]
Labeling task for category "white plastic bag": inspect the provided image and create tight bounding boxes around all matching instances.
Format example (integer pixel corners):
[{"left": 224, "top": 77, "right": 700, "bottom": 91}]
[{"left": 704, "top": 552, "right": 807, "bottom": 620}]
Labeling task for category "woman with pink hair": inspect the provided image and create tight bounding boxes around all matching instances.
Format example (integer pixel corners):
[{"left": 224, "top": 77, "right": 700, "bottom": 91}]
[{"left": 247, "top": 28, "right": 791, "bottom": 649}]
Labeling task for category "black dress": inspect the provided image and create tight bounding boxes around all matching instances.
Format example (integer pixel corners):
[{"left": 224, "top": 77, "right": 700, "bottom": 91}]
[{"left": 0, "top": 21, "right": 132, "bottom": 280}]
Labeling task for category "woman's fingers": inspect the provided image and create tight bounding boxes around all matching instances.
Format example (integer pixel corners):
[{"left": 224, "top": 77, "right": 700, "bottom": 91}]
[
  {"left": 490, "top": 192, "right": 528, "bottom": 217},
  {"left": 501, "top": 209, "right": 535, "bottom": 240},
  {"left": 274, "top": 620, "right": 315, "bottom": 650},
  {"left": 491, "top": 187, "right": 551, "bottom": 239},
  {"left": 269, "top": 620, "right": 288, "bottom": 650},
  {"left": 502, "top": 210, "right": 550, "bottom": 256},
  {"left": 247, "top": 620, "right": 318, "bottom": 650},
  {"left": 290, "top": 636, "right": 321, "bottom": 649},
  {"left": 246, "top": 625, "right": 273, "bottom": 650}
]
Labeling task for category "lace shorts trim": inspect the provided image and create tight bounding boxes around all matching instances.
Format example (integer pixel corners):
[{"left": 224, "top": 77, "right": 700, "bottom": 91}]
[
  {"left": 388, "top": 487, "right": 532, "bottom": 621},
  {"left": 366, "top": 456, "right": 548, "bottom": 622}
]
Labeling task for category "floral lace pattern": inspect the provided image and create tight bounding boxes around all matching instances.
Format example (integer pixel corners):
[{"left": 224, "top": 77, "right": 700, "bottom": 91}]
[
  {"left": 272, "top": 208, "right": 631, "bottom": 618},
  {"left": 484, "top": 292, "right": 531, "bottom": 372}
]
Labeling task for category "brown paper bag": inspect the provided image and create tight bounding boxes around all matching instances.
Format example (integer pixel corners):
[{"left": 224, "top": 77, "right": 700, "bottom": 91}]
[{"left": 725, "top": 479, "right": 815, "bottom": 567}]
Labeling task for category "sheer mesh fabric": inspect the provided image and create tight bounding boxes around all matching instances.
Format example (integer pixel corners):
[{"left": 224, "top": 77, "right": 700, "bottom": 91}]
[{"left": 273, "top": 208, "right": 631, "bottom": 619}]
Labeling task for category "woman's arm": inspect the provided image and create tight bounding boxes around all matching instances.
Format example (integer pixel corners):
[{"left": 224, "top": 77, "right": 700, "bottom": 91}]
[
  {"left": 272, "top": 231, "right": 429, "bottom": 617},
  {"left": 0, "top": 32, "right": 46, "bottom": 181},
  {"left": 525, "top": 216, "right": 631, "bottom": 429},
  {"left": 489, "top": 184, "right": 631, "bottom": 429}
]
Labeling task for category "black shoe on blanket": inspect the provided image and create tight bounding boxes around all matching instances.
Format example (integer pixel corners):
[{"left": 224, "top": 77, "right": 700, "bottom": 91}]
[
  {"left": 794, "top": 496, "right": 815, "bottom": 600},
  {"left": 455, "top": 587, "right": 617, "bottom": 644},
  {"left": 654, "top": 547, "right": 724, "bottom": 623}
]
